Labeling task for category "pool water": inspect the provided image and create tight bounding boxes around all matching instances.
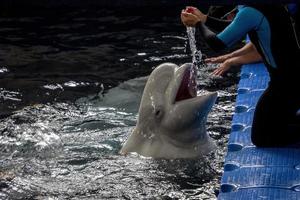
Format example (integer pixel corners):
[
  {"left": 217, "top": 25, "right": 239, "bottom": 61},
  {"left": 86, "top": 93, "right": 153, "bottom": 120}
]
[{"left": 0, "top": 7, "right": 239, "bottom": 199}]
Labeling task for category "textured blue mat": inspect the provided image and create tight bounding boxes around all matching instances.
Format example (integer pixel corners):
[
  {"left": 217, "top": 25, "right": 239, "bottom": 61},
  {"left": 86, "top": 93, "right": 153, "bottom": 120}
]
[{"left": 218, "top": 62, "right": 300, "bottom": 200}]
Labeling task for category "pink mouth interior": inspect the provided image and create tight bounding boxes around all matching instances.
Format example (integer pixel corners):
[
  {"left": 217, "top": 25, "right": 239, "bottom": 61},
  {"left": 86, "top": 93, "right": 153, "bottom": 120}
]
[{"left": 175, "top": 66, "right": 197, "bottom": 102}]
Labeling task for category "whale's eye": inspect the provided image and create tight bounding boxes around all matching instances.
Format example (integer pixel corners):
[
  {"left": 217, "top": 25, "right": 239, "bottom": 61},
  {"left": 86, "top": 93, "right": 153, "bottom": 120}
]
[
  {"left": 154, "top": 109, "right": 163, "bottom": 118},
  {"left": 155, "top": 110, "right": 161, "bottom": 116}
]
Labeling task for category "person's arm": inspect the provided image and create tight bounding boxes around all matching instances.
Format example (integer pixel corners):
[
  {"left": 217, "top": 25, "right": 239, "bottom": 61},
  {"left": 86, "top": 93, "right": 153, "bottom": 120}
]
[
  {"left": 214, "top": 7, "right": 263, "bottom": 48},
  {"left": 184, "top": 6, "right": 232, "bottom": 32},
  {"left": 205, "top": 16, "right": 231, "bottom": 32},
  {"left": 227, "top": 42, "right": 257, "bottom": 57},
  {"left": 181, "top": 7, "right": 228, "bottom": 51},
  {"left": 206, "top": 42, "right": 257, "bottom": 63},
  {"left": 181, "top": 6, "right": 263, "bottom": 52},
  {"left": 196, "top": 22, "right": 227, "bottom": 51},
  {"left": 211, "top": 48, "right": 262, "bottom": 76}
]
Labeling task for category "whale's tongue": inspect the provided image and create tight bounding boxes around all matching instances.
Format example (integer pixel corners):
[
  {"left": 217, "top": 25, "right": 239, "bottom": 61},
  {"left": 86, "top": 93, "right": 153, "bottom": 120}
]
[{"left": 175, "top": 66, "right": 197, "bottom": 102}]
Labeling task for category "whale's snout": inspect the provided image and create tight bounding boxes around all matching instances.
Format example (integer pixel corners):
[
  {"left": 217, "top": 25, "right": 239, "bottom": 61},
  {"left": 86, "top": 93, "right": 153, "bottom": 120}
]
[
  {"left": 192, "top": 91, "right": 218, "bottom": 117},
  {"left": 206, "top": 91, "right": 218, "bottom": 104},
  {"left": 120, "top": 62, "right": 217, "bottom": 158}
]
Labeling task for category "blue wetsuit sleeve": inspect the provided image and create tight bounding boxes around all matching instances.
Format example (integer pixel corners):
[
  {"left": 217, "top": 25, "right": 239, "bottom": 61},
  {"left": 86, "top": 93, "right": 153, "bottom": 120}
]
[{"left": 217, "top": 7, "right": 264, "bottom": 47}]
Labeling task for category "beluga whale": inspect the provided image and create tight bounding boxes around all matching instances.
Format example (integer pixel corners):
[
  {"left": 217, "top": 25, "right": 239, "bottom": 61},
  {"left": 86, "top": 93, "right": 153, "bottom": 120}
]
[{"left": 120, "top": 63, "right": 217, "bottom": 159}]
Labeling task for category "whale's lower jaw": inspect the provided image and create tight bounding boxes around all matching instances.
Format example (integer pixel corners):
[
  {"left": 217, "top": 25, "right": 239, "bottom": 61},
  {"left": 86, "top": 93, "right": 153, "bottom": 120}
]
[{"left": 120, "top": 131, "right": 216, "bottom": 159}]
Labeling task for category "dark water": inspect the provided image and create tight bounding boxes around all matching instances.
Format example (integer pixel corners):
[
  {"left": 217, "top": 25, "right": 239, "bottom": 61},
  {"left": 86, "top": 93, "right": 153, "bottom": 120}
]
[{"left": 0, "top": 7, "right": 239, "bottom": 199}]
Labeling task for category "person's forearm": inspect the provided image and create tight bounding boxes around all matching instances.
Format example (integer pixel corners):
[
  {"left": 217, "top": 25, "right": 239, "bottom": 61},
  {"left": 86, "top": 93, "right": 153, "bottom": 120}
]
[
  {"left": 211, "top": 44, "right": 262, "bottom": 76},
  {"left": 196, "top": 22, "right": 226, "bottom": 52},
  {"left": 228, "top": 42, "right": 257, "bottom": 58},
  {"left": 229, "top": 49, "right": 262, "bottom": 66}
]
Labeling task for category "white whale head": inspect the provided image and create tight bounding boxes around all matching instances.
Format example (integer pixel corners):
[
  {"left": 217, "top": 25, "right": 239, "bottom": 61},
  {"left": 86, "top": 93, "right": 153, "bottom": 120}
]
[{"left": 120, "top": 63, "right": 217, "bottom": 158}]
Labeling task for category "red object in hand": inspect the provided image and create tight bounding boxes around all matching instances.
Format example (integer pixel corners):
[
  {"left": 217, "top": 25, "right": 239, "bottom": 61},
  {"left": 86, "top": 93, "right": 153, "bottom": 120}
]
[{"left": 186, "top": 7, "right": 194, "bottom": 13}]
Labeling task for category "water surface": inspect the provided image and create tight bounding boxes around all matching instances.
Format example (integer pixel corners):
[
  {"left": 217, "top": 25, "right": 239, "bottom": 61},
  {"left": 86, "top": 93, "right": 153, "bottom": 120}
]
[{"left": 0, "top": 7, "right": 239, "bottom": 199}]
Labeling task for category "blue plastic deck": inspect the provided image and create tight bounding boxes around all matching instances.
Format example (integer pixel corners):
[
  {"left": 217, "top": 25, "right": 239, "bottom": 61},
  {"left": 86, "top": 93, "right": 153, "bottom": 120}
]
[{"left": 218, "top": 62, "right": 300, "bottom": 200}]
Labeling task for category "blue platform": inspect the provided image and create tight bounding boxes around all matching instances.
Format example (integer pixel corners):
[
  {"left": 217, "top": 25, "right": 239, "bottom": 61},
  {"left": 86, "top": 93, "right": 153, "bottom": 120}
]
[{"left": 218, "top": 62, "right": 300, "bottom": 200}]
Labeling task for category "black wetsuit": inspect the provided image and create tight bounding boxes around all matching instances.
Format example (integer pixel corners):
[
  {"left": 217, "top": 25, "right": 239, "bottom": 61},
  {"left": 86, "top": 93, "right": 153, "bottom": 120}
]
[{"left": 197, "top": 5, "right": 300, "bottom": 147}]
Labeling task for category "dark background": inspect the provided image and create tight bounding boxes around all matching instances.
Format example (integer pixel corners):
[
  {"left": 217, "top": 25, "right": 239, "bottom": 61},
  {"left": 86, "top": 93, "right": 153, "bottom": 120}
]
[{"left": 0, "top": 3, "right": 239, "bottom": 118}]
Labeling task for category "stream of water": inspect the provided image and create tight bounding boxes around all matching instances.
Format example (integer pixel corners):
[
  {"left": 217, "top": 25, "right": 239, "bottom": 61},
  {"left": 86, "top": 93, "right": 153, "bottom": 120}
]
[{"left": 186, "top": 27, "right": 203, "bottom": 69}]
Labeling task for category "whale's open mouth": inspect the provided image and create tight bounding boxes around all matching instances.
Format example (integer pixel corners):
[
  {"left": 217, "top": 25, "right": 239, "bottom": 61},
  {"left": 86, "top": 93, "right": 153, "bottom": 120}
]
[{"left": 175, "top": 65, "right": 197, "bottom": 102}]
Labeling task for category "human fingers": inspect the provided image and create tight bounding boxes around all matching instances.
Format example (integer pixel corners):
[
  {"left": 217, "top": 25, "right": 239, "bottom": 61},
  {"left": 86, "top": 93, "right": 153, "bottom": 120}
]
[
  {"left": 187, "top": 7, "right": 207, "bottom": 23},
  {"left": 181, "top": 11, "right": 190, "bottom": 20},
  {"left": 211, "top": 55, "right": 230, "bottom": 63},
  {"left": 181, "top": 12, "right": 199, "bottom": 27},
  {"left": 181, "top": 10, "right": 188, "bottom": 25},
  {"left": 205, "top": 58, "right": 214, "bottom": 63},
  {"left": 205, "top": 59, "right": 211, "bottom": 63},
  {"left": 185, "top": 7, "right": 202, "bottom": 15},
  {"left": 211, "top": 67, "right": 225, "bottom": 76},
  {"left": 205, "top": 57, "right": 220, "bottom": 63},
  {"left": 211, "top": 67, "right": 221, "bottom": 76},
  {"left": 188, "top": 6, "right": 198, "bottom": 10},
  {"left": 211, "top": 62, "right": 230, "bottom": 76}
]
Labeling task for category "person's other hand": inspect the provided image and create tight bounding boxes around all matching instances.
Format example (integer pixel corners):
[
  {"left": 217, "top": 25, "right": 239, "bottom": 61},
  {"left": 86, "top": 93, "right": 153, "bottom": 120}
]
[
  {"left": 205, "top": 54, "right": 232, "bottom": 64},
  {"left": 185, "top": 6, "right": 207, "bottom": 23},
  {"left": 181, "top": 10, "right": 201, "bottom": 27},
  {"left": 211, "top": 58, "right": 235, "bottom": 76}
]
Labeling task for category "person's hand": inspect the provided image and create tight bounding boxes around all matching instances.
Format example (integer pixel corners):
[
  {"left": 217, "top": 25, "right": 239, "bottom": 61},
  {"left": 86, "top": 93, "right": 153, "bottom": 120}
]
[
  {"left": 205, "top": 54, "right": 232, "bottom": 64},
  {"left": 181, "top": 10, "right": 201, "bottom": 27},
  {"left": 185, "top": 6, "right": 207, "bottom": 23},
  {"left": 211, "top": 58, "right": 237, "bottom": 76}
]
